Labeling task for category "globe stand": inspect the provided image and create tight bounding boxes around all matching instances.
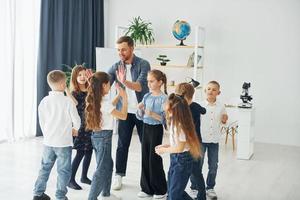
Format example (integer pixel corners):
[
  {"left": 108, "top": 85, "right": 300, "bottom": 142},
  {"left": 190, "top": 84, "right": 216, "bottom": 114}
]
[{"left": 177, "top": 39, "right": 186, "bottom": 46}]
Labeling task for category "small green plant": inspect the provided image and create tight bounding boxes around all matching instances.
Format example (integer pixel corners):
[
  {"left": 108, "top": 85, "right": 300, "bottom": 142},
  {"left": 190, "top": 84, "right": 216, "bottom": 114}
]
[
  {"left": 156, "top": 55, "right": 170, "bottom": 66},
  {"left": 61, "top": 62, "right": 88, "bottom": 87},
  {"left": 125, "top": 16, "right": 155, "bottom": 45}
]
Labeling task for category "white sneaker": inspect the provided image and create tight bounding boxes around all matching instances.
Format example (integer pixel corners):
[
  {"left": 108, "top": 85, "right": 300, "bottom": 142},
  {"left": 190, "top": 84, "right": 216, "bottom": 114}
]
[
  {"left": 112, "top": 175, "right": 122, "bottom": 190},
  {"left": 137, "top": 191, "right": 152, "bottom": 198},
  {"left": 188, "top": 189, "right": 198, "bottom": 199},
  {"left": 101, "top": 193, "right": 121, "bottom": 200},
  {"left": 153, "top": 193, "right": 167, "bottom": 199},
  {"left": 206, "top": 189, "right": 217, "bottom": 199}
]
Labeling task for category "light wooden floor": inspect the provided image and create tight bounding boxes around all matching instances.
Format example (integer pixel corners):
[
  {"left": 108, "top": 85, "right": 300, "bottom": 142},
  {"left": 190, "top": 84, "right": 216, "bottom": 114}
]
[{"left": 0, "top": 134, "right": 299, "bottom": 200}]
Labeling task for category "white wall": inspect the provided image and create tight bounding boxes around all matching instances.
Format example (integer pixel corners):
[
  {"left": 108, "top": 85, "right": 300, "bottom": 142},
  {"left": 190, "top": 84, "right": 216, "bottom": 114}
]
[{"left": 106, "top": 0, "right": 300, "bottom": 146}]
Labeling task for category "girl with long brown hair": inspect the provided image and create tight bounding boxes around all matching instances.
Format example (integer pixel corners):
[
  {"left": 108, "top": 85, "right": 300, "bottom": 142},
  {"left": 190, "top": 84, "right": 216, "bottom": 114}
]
[
  {"left": 68, "top": 65, "right": 93, "bottom": 190},
  {"left": 175, "top": 82, "right": 207, "bottom": 200},
  {"left": 136, "top": 69, "right": 168, "bottom": 198},
  {"left": 85, "top": 71, "right": 127, "bottom": 200},
  {"left": 155, "top": 93, "right": 201, "bottom": 200}
]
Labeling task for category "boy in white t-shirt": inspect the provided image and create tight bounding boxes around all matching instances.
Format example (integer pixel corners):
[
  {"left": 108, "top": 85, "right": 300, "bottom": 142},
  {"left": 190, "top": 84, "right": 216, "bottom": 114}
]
[
  {"left": 33, "top": 70, "right": 81, "bottom": 200},
  {"left": 201, "top": 81, "right": 228, "bottom": 199}
]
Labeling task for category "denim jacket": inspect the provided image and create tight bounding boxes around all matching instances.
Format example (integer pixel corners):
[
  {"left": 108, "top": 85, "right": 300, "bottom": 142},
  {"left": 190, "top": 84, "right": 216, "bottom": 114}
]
[{"left": 107, "top": 54, "right": 150, "bottom": 110}]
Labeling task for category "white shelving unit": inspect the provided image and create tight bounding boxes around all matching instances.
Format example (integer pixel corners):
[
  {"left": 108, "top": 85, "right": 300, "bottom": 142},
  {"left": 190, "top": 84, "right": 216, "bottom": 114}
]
[{"left": 115, "top": 25, "right": 205, "bottom": 102}]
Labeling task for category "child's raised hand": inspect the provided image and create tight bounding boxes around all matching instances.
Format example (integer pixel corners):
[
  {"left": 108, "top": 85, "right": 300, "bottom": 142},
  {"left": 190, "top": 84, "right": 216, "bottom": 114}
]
[{"left": 86, "top": 69, "right": 93, "bottom": 80}]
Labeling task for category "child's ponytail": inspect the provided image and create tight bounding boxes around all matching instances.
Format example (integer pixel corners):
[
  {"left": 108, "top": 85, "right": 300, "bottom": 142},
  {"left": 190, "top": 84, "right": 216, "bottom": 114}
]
[{"left": 85, "top": 72, "right": 110, "bottom": 131}]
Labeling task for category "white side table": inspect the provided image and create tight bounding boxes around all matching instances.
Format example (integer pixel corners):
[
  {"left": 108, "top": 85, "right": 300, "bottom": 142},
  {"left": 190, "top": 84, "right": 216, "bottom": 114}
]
[{"left": 237, "top": 108, "right": 255, "bottom": 159}]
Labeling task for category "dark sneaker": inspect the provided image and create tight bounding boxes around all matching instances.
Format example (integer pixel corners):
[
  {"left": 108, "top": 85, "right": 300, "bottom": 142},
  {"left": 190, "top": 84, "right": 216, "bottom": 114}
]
[
  {"left": 68, "top": 180, "right": 82, "bottom": 190},
  {"left": 33, "top": 193, "right": 51, "bottom": 200},
  {"left": 81, "top": 177, "right": 92, "bottom": 185}
]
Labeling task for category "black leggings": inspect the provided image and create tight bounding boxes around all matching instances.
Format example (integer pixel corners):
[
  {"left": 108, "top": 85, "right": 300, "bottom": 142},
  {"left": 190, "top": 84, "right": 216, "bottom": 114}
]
[{"left": 70, "top": 149, "right": 93, "bottom": 181}]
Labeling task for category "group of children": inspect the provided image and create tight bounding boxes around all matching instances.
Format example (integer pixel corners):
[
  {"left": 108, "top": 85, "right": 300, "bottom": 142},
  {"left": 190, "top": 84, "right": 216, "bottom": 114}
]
[{"left": 33, "top": 65, "right": 227, "bottom": 200}]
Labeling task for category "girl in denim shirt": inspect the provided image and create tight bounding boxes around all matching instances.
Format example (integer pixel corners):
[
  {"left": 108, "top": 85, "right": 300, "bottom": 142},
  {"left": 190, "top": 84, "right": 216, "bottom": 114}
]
[
  {"left": 85, "top": 72, "right": 128, "bottom": 200},
  {"left": 155, "top": 93, "right": 202, "bottom": 200},
  {"left": 136, "top": 70, "right": 168, "bottom": 199}
]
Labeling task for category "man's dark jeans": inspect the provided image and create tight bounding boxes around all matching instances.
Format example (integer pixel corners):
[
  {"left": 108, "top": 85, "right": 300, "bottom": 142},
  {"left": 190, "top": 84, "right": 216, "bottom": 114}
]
[{"left": 115, "top": 113, "right": 143, "bottom": 176}]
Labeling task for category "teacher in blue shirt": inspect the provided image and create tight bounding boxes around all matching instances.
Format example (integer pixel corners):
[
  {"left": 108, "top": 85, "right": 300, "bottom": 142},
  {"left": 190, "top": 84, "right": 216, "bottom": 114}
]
[{"left": 108, "top": 36, "right": 150, "bottom": 190}]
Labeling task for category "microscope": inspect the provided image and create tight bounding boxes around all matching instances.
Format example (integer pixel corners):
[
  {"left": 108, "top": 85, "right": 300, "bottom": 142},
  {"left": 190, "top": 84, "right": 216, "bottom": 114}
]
[{"left": 238, "top": 82, "right": 253, "bottom": 109}]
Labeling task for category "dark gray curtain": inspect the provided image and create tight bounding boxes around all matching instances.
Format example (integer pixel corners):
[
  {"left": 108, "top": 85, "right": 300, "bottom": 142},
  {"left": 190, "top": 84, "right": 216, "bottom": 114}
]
[{"left": 36, "top": 0, "right": 104, "bottom": 136}]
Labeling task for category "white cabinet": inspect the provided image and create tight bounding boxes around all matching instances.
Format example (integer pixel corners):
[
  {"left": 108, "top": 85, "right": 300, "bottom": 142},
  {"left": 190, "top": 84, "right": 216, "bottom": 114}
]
[{"left": 237, "top": 108, "right": 255, "bottom": 159}]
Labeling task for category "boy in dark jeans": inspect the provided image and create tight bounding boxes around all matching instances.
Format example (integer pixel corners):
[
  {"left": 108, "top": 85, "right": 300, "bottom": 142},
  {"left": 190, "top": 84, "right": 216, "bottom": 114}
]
[{"left": 176, "top": 83, "right": 207, "bottom": 200}]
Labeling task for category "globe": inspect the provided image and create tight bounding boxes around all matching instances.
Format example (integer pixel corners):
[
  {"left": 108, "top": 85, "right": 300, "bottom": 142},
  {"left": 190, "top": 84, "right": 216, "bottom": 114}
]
[{"left": 172, "top": 20, "right": 191, "bottom": 46}]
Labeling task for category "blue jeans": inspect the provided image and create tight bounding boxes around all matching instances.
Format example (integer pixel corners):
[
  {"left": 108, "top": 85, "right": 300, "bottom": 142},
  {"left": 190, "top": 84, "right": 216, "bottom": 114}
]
[
  {"left": 88, "top": 130, "right": 113, "bottom": 200},
  {"left": 190, "top": 150, "right": 206, "bottom": 200},
  {"left": 115, "top": 113, "right": 143, "bottom": 176},
  {"left": 202, "top": 143, "right": 219, "bottom": 189},
  {"left": 167, "top": 152, "right": 193, "bottom": 200},
  {"left": 33, "top": 146, "right": 72, "bottom": 200}
]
